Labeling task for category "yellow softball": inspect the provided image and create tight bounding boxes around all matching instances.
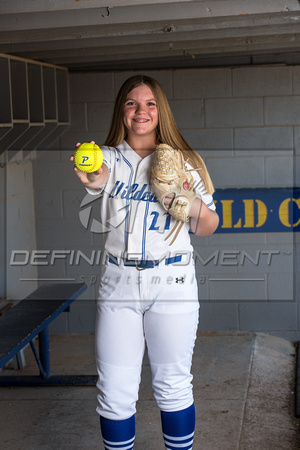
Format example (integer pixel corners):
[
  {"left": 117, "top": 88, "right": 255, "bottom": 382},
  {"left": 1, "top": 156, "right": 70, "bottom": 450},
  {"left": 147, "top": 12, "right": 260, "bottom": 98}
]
[{"left": 74, "top": 143, "right": 103, "bottom": 173}]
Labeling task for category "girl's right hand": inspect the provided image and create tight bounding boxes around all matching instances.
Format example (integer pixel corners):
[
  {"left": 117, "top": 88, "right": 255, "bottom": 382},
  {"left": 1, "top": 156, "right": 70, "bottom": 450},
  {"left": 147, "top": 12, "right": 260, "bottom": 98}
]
[{"left": 70, "top": 141, "right": 109, "bottom": 189}]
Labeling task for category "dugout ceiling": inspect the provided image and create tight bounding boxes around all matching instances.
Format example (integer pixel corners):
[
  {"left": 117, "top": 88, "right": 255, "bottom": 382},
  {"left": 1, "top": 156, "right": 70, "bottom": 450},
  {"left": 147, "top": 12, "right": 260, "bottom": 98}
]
[
  {"left": 1, "top": 0, "right": 300, "bottom": 72},
  {"left": 1, "top": 0, "right": 300, "bottom": 153}
]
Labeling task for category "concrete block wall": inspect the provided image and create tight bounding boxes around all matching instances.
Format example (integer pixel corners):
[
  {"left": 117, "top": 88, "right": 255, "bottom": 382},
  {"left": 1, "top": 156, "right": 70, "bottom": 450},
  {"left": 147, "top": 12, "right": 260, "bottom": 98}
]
[
  {"left": 0, "top": 162, "right": 5, "bottom": 304},
  {"left": 3, "top": 157, "right": 38, "bottom": 303},
  {"left": 29, "top": 65, "right": 299, "bottom": 339}
]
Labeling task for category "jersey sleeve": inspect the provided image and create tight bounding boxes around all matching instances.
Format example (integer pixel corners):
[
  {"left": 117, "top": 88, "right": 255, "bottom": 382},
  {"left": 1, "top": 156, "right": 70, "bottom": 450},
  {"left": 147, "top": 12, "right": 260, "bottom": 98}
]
[
  {"left": 188, "top": 164, "right": 216, "bottom": 211},
  {"left": 100, "top": 146, "right": 112, "bottom": 171},
  {"left": 85, "top": 146, "right": 112, "bottom": 196}
]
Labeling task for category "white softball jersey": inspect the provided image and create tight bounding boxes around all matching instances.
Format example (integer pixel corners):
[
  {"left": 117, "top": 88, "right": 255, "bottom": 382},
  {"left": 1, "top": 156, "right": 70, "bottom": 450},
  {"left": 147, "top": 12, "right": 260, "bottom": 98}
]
[{"left": 86, "top": 140, "right": 215, "bottom": 262}]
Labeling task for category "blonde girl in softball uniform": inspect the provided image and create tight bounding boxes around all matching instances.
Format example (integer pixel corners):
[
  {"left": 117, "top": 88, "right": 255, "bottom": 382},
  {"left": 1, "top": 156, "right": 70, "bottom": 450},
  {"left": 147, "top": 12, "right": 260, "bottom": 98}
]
[{"left": 71, "top": 75, "right": 219, "bottom": 449}]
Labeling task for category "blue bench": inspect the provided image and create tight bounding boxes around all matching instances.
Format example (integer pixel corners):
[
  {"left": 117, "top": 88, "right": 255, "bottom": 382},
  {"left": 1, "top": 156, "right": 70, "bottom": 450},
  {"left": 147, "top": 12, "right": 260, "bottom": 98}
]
[{"left": 0, "top": 282, "right": 97, "bottom": 386}]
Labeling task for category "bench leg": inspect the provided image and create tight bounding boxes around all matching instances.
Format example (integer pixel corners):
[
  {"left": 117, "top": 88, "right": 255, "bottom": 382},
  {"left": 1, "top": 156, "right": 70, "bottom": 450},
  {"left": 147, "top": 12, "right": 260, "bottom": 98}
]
[
  {"left": 39, "top": 326, "right": 51, "bottom": 378},
  {"left": 13, "top": 350, "right": 26, "bottom": 370},
  {"left": 29, "top": 326, "right": 51, "bottom": 378}
]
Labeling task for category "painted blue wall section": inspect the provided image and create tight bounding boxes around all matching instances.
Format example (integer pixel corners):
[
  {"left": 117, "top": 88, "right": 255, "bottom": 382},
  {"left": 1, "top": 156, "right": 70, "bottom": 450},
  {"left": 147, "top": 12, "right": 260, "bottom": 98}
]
[{"left": 213, "top": 187, "right": 300, "bottom": 233}]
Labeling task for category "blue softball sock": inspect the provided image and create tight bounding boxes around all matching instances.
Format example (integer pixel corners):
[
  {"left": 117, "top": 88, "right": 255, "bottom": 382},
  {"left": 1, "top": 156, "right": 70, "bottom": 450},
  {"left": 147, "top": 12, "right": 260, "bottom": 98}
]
[
  {"left": 100, "top": 415, "right": 135, "bottom": 450},
  {"left": 161, "top": 403, "right": 196, "bottom": 450}
]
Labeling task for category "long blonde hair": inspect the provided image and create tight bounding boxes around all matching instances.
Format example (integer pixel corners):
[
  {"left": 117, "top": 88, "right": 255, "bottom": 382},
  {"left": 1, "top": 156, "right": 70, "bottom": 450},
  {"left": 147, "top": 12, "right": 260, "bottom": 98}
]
[{"left": 105, "top": 75, "right": 214, "bottom": 194}]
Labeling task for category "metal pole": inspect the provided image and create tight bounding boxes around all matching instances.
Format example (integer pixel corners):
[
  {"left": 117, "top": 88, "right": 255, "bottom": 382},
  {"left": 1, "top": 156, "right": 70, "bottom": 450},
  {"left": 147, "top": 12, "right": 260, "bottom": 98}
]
[{"left": 39, "top": 325, "right": 50, "bottom": 378}]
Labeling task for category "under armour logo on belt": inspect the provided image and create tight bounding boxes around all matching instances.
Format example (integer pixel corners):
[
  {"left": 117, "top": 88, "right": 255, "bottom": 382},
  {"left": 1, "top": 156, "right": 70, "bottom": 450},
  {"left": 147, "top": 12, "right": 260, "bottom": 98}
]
[{"left": 176, "top": 277, "right": 185, "bottom": 284}]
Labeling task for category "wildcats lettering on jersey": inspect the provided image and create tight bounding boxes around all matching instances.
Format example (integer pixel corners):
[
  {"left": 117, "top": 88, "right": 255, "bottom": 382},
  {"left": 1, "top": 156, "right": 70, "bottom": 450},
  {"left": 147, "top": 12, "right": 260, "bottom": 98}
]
[{"left": 109, "top": 181, "right": 158, "bottom": 202}]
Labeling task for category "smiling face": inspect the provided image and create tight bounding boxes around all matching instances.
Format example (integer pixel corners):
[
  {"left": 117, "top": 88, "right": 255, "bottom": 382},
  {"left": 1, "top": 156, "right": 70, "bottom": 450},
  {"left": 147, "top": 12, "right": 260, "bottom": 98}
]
[{"left": 123, "top": 84, "right": 159, "bottom": 142}]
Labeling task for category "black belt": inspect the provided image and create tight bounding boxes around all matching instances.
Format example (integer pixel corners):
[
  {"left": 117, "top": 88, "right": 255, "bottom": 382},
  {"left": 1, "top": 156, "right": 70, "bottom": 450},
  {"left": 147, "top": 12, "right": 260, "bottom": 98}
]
[{"left": 108, "top": 254, "right": 182, "bottom": 270}]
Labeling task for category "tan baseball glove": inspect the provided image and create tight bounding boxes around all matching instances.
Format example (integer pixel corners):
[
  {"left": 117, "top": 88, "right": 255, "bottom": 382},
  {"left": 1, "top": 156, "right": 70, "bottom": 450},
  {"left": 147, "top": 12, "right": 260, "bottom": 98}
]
[{"left": 151, "top": 143, "right": 197, "bottom": 245}]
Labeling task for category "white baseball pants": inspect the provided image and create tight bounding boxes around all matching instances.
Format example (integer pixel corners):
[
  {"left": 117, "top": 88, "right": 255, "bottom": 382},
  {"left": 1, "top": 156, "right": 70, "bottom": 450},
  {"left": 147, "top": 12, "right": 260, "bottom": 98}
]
[{"left": 95, "top": 260, "right": 199, "bottom": 420}]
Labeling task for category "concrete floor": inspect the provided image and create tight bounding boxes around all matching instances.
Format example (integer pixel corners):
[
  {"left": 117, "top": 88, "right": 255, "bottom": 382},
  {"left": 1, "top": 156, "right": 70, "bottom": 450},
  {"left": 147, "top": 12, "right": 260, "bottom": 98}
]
[{"left": 0, "top": 332, "right": 300, "bottom": 450}]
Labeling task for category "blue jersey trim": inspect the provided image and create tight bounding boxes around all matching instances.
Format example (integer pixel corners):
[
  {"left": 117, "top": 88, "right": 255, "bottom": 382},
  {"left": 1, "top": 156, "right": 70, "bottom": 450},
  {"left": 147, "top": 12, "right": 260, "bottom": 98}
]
[
  {"left": 116, "top": 148, "right": 134, "bottom": 259},
  {"left": 142, "top": 201, "right": 150, "bottom": 259}
]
